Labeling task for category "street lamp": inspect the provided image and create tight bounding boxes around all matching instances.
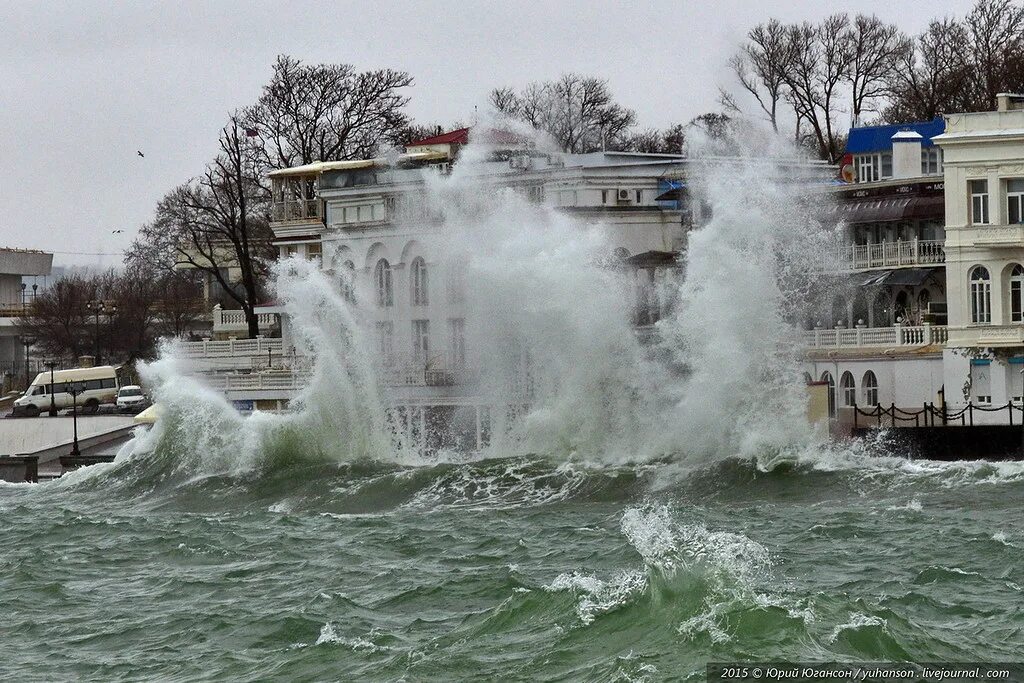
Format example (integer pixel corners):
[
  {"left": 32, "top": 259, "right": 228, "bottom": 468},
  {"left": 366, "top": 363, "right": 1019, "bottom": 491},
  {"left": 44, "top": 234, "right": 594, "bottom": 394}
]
[
  {"left": 22, "top": 337, "right": 34, "bottom": 391},
  {"left": 44, "top": 359, "right": 59, "bottom": 417},
  {"left": 86, "top": 300, "right": 117, "bottom": 366},
  {"left": 68, "top": 381, "right": 85, "bottom": 456}
]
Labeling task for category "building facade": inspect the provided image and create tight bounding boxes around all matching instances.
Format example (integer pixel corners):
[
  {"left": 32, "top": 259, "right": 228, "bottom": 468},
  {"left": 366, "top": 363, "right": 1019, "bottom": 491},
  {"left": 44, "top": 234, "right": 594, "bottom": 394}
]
[
  {"left": 0, "top": 247, "right": 53, "bottom": 389},
  {"left": 934, "top": 93, "right": 1024, "bottom": 408}
]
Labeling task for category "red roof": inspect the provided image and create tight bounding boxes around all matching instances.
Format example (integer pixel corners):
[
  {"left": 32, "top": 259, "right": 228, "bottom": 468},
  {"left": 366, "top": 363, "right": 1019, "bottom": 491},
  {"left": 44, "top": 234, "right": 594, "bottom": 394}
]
[{"left": 407, "top": 127, "right": 470, "bottom": 147}]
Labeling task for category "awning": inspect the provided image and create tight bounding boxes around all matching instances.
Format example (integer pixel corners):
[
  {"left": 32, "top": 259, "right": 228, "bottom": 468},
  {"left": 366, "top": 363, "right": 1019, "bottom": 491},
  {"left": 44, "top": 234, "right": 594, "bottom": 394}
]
[
  {"left": 655, "top": 180, "right": 687, "bottom": 202},
  {"left": 833, "top": 195, "right": 944, "bottom": 223},
  {"left": 853, "top": 267, "right": 939, "bottom": 288}
]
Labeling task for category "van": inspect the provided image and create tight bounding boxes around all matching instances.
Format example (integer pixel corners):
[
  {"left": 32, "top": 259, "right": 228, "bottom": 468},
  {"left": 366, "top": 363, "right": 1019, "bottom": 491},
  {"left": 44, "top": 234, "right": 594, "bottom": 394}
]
[{"left": 12, "top": 366, "right": 120, "bottom": 417}]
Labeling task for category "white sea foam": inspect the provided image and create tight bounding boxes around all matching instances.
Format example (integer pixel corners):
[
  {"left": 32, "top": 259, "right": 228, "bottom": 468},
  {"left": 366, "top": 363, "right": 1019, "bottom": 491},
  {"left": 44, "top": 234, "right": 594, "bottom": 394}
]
[{"left": 829, "top": 613, "right": 887, "bottom": 643}]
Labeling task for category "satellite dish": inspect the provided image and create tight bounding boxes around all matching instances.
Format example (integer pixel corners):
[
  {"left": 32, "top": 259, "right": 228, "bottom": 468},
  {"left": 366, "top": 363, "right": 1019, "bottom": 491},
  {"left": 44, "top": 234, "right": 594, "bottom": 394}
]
[{"left": 841, "top": 163, "right": 855, "bottom": 183}]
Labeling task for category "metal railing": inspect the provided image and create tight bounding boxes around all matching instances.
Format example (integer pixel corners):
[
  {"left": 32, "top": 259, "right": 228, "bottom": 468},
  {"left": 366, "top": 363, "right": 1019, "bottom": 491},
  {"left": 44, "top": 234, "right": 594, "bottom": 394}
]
[
  {"left": 804, "top": 324, "right": 948, "bottom": 349},
  {"left": 853, "top": 400, "right": 1024, "bottom": 428},
  {"left": 835, "top": 239, "right": 945, "bottom": 271}
]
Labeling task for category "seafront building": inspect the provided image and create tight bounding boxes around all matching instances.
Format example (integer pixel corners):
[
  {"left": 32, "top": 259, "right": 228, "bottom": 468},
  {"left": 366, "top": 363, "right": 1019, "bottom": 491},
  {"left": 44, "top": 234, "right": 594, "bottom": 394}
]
[
  {"left": 179, "top": 94, "right": 1024, "bottom": 435},
  {"left": 934, "top": 93, "right": 1024, "bottom": 407},
  {"left": 0, "top": 247, "right": 53, "bottom": 390},
  {"left": 804, "top": 118, "right": 949, "bottom": 416}
]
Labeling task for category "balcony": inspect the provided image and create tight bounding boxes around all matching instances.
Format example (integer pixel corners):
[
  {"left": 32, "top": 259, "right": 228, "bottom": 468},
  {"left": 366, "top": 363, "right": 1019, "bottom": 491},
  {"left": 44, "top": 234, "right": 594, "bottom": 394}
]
[
  {"left": 270, "top": 198, "right": 322, "bottom": 223},
  {"left": 804, "top": 324, "right": 948, "bottom": 349},
  {"left": 211, "top": 306, "right": 280, "bottom": 336},
  {"left": 969, "top": 225, "right": 1024, "bottom": 247},
  {"left": 835, "top": 240, "right": 945, "bottom": 271}
]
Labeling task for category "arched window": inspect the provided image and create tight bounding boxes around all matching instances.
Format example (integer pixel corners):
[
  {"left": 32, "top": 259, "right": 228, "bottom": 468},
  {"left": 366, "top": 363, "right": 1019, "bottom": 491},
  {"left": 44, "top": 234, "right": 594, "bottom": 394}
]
[
  {"left": 840, "top": 371, "right": 856, "bottom": 407},
  {"left": 447, "top": 261, "right": 465, "bottom": 304},
  {"left": 970, "top": 266, "right": 991, "bottom": 324},
  {"left": 1011, "top": 264, "right": 1024, "bottom": 323},
  {"left": 374, "top": 259, "right": 393, "bottom": 308},
  {"left": 340, "top": 260, "right": 355, "bottom": 304},
  {"left": 821, "top": 371, "right": 836, "bottom": 418},
  {"left": 862, "top": 371, "right": 878, "bottom": 406},
  {"left": 894, "top": 291, "right": 909, "bottom": 323},
  {"left": 411, "top": 257, "right": 429, "bottom": 306},
  {"left": 831, "top": 295, "right": 847, "bottom": 327},
  {"left": 871, "top": 292, "right": 890, "bottom": 327}
]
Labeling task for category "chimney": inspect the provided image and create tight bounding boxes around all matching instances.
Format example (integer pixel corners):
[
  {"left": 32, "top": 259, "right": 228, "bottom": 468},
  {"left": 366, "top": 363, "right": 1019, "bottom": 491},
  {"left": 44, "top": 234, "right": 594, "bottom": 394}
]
[
  {"left": 996, "top": 93, "right": 1024, "bottom": 112},
  {"left": 891, "top": 130, "right": 923, "bottom": 179}
]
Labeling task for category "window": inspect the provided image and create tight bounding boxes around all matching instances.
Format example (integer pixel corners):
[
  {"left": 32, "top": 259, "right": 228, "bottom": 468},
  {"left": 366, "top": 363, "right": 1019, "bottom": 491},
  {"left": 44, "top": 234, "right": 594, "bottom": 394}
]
[
  {"left": 970, "top": 180, "right": 990, "bottom": 225},
  {"left": 375, "top": 321, "right": 394, "bottom": 366},
  {"left": 862, "top": 371, "right": 879, "bottom": 406},
  {"left": 821, "top": 371, "right": 836, "bottom": 418},
  {"left": 374, "top": 259, "right": 393, "bottom": 308},
  {"left": 921, "top": 147, "right": 943, "bottom": 175},
  {"left": 411, "top": 257, "right": 429, "bottom": 306},
  {"left": 855, "top": 153, "right": 893, "bottom": 183},
  {"left": 340, "top": 260, "right": 355, "bottom": 304},
  {"left": 1008, "top": 179, "right": 1024, "bottom": 225},
  {"left": 840, "top": 372, "right": 856, "bottom": 407},
  {"left": 412, "top": 320, "right": 430, "bottom": 365},
  {"left": 970, "top": 266, "right": 992, "bottom": 324},
  {"left": 601, "top": 190, "right": 609, "bottom": 204},
  {"left": 1012, "top": 265, "right": 1024, "bottom": 323},
  {"left": 448, "top": 318, "right": 466, "bottom": 368},
  {"left": 447, "top": 262, "right": 465, "bottom": 304},
  {"left": 306, "top": 243, "right": 322, "bottom": 264},
  {"left": 286, "top": 245, "right": 299, "bottom": 257},
  {"left": 635, "top": 190, "right": 642, "bottom": 204}
]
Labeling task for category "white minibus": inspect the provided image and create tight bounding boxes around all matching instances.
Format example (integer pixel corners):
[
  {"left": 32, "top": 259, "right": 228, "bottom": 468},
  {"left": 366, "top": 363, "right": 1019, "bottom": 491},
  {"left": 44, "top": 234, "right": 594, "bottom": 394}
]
[{"left": 12, "top": 366, "right": 120, "bottom": 417}]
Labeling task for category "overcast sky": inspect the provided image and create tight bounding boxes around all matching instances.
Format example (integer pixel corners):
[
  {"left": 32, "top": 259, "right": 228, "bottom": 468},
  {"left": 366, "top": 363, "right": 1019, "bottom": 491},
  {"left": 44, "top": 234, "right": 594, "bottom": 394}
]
[{"left": 0, "top": 0, "right": 976, "bottom": 269}]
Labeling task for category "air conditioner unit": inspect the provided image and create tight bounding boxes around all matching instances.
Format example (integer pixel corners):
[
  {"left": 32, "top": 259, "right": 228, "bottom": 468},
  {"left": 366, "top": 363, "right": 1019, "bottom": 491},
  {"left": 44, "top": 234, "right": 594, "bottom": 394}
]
[{"left": 617, "top": 188, "right": 632, "bottom": 203}]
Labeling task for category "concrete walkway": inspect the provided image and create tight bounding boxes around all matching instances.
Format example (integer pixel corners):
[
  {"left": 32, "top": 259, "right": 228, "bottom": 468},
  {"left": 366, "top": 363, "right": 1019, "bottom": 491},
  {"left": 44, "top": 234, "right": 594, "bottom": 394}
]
[{"left": 0, "top": 415, "right": 136, "bottom": 456}]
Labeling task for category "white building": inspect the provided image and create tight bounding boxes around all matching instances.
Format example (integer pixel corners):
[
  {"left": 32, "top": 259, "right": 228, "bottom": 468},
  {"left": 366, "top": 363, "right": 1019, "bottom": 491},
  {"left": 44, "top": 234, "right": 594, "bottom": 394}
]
[
  {"left": 0, "top": 247, "right": 53, "bottom": 389},
  {"left": 934, "top": 93, "right": 1024, "bottom": 408},
  {"left": 804, "top": 118, "right": 948, "bottom": 416}
]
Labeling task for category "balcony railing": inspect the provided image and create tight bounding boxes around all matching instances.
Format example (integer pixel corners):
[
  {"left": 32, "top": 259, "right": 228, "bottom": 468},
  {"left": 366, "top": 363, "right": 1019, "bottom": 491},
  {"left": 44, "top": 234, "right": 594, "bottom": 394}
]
[
  {"left": 835, "top": 239, "right": 945, "bottom": 271},
  {"left": 178, "top": 337, "right": 284, "bottom": 358},
  {"left": 804, "top": 324, "right": 948, "bottom": 349},
  {"left": 211, "top": 307, "right": 280, "bottom": 334},
  {"left": 0, "top": 304, "right": 29, "bottom": 318},
  {"left": 271, "top": 199, "right": 322, "bottom": 223}
]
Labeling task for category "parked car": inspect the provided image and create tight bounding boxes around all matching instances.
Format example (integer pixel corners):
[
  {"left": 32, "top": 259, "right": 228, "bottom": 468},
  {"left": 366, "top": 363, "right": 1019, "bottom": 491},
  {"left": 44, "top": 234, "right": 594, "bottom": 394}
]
[
  {"left": 12, "top": 366, "right": 120, "bottom": 417},
  {"left": 115, "top": 385, "right": 149, "bottom": 413}
]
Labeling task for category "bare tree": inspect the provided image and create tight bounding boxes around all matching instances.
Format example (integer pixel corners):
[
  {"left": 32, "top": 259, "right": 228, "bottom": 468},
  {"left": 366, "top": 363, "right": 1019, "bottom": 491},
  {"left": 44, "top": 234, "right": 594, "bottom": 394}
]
[
  {"left": 729, "top": 19, "right": 790, "bottom": 132},
  {"left": 885, "top": 18, "right": 971, "bottom": 121},
  {"left": 616, "top": 124, "right": 686, "bottom": 154},
  {"left": 781, "top": 16, "right": 853, "bottom": 162},
  {"left": 846, "top": 15, "right": 911, "bottom": 125},
  {"left": 244, "top": 55, "right": 413, "bottom": 177},
  {"left": 962, "top": 0, "right": 1024, "bottom": 110},
  {"left": 490, "top": 74, "right": 637, "bottom": 152},
  {"left": 134, "top": 117, "right": 273, "bottom": 338}
]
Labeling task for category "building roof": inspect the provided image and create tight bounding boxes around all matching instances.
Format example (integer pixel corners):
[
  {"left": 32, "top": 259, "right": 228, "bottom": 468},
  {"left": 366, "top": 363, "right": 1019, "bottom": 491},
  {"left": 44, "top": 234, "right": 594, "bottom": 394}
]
[
  {"left": 406, "top": 127, "right": 470, "bottom": 146},
  {"left": 267, "top": 151, "right": 449, "bottom": 178},
  {"left": 846, "top": 117, "right": 945, "bottom": 154}
]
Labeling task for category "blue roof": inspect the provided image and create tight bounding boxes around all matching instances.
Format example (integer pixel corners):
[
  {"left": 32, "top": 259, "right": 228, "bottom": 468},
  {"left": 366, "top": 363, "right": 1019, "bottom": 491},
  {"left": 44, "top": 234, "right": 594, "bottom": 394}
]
[{"left": 845, "top": 117, "right": 945, "bottom": 154}]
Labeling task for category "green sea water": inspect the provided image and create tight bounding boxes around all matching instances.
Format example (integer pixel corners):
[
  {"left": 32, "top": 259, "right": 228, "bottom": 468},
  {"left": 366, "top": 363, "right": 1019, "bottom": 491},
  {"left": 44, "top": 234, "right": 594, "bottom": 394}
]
[{"left": 2, "top": 447, "right": 1023, "bottom": 682}]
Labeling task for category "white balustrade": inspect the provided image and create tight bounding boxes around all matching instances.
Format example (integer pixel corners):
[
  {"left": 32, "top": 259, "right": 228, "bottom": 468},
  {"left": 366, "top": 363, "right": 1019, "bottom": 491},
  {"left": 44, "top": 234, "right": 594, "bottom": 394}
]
[
  {"left": 836, "top": 240, "right": 945, "bottom": 271},
  {"left": 804, "top": 324, "right": 947, "bottom": 349},
  {"left": 177, "top": 337, "right": 284, "bottom": 358}
]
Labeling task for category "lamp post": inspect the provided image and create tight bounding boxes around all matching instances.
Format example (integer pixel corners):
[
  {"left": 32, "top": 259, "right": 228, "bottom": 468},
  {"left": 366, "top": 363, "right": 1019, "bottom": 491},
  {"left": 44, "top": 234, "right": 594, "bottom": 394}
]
[
  {"left": 86, "top": 300, "right": 117, "bottom": 366},
  {"left": 44, "top": 359, "right": 58, "bottom": 417},
  {"left": 22, "top": 337, "right": 34, "bottom": 391},
  {"left": 68, "top": 381, "right": 84, "bottom": 455},
  {"left": 20, "top": 282, "right": 26, "bottom": 314}
]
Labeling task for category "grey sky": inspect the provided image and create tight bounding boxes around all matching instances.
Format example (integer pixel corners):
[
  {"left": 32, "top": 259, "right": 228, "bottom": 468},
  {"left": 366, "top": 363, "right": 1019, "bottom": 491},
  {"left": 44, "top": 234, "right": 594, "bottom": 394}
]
[{"left": 0, "top": 0, "right": 976, "bottom": 268}]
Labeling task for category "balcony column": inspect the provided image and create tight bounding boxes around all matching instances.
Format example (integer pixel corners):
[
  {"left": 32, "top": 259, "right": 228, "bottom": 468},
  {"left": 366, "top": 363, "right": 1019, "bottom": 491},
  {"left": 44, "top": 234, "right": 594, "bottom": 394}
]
[{"left": 923, "top": 321, "right": 932, "bottom": 344}]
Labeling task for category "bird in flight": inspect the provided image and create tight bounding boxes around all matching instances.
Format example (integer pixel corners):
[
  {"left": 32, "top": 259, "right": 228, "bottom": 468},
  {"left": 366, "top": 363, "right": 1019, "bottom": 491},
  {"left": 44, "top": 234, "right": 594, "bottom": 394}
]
[
  {"left": 112, "top": 229, "right": 124, "bottom": 234},
  {"left": 137, "top": 150, "right": 145, "bottom": 158}
]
